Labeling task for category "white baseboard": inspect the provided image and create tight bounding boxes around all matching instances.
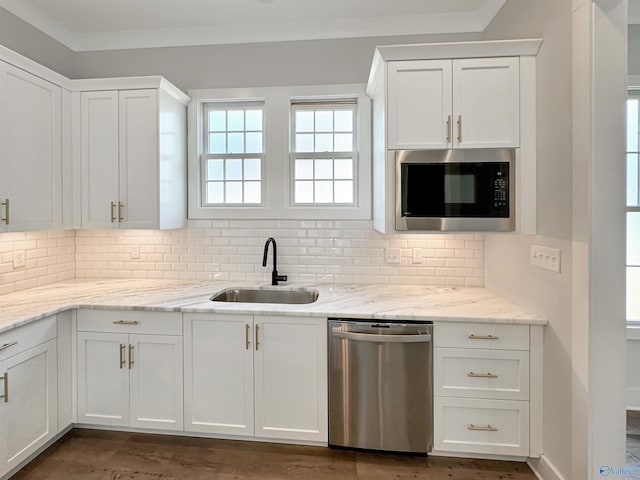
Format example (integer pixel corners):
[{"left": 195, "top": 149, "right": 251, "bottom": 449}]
[{"left": 528, "top": 455, "right": 567, "bottom": 480}]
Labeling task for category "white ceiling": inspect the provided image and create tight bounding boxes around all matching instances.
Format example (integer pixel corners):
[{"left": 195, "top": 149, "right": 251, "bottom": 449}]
[{"left": 0, "top": 0, "right": 507, "bottom": 52}]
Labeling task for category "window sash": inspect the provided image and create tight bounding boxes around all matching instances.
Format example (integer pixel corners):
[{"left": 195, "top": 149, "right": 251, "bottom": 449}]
[
  {"left": 290, "top": 102, "right": 357, "bottom": 206},
  {"left": 201, "top": 101, "right": 265, "bottom": 206}
]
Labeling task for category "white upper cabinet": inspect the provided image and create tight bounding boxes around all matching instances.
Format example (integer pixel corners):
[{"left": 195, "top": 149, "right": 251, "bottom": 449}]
[
  {"left": 0, "top": 61, "right": 63, "bottom": 232},
  {"left": 386, "top": 57, "right": 519, "bottom": 150},
  {"left": 452, "top": 57, "right": 520, "bottom": 149},
  {"left": 80, "top": 85, "right": 187, "bottom": 230},
  {"left": 80, "top": 91, "right": 120, "bottom": 229},
  {"left": 387, "top": 60, "right": 452, "bottom": 150}
]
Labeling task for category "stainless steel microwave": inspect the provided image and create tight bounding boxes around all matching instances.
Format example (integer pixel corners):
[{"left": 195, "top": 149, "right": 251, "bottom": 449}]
[{"left": 395, "top": 149, "right": 515, "bottom": 232}]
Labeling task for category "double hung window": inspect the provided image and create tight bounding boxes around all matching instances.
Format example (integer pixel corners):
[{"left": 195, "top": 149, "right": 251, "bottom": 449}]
[
  {"left": 291, "top": 101, "right": 357, "bottom": 205},
  {"left": 201, "top": 102, "right": 264, "bottom": 205}
]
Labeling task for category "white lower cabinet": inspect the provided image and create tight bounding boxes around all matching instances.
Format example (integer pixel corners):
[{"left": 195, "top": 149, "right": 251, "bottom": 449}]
[
  {"left": 434, "top": 397, "right": 529, "bottom": 456},
  {"left": 76, "top": 310, "right": 183, "bottom": 431},
  {"left": 433, "top": 322, "right": 533, "bottom": 457},
  {"left": 0, "top": 335, "right": 57, "bottom": 477},
  {"left": 184, "top": 313, "right": 327, "bottom": 443}
]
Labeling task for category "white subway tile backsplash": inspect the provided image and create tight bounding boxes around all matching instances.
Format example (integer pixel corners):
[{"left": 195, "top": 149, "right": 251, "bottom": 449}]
[
  {"left": 0, "top": 221, "right": 484, "bottom": 293},
  {"left": 0, "top": 230, "right": 75, "bottom": 295}
]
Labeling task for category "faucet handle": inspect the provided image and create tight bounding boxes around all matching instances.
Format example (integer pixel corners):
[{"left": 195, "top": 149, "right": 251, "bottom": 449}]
[{"left": 272, "top": 271, "right": 287, "bottom": 285}]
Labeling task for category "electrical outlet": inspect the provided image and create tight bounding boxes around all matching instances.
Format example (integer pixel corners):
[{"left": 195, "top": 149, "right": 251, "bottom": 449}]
[
  {"left": 412, "top": 248, "right": 423, "bottom": 264},
  {"left": 530, "top": 245, "right": 561, "bottom": 273},
  {"left": 385, "top": 248, "right": 401, "bottom": 265},
  {"left": 131, "top": 245, "right": 140, "bottom": 260},
  {"left": 13, "top": 250, "right": 25, "bottom": 269}
]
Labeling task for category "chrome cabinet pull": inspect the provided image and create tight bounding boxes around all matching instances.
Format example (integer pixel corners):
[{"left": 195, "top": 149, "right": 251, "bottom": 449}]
[
  {"left": 128, "top": 344, "right": 134, "bottom": 369},
  {"left": 119, "top": 344, "right": 126, "bottom": 369},
  {"left": 110, "top": 201, "right": 117, "bottom": 223},
  {"left": 468, "top": 334, "right": 499, "bottom": 340},
  {"left": 255, "top": 325, "right": 260, "bottom": 351},
  {"left": 245, "top": 324, "right": 251, "bottom": 350},
  {"left": 0, "top": 341, "right": 17, "bottom": 352},
  {"left": 1, "top": 199, "right": 8, "bottom": 225},
  {"left": 457, "top": 115, "right": 462, "bottom": 142},
  {"left": 0, "top": 372, "right": 7, "bottom": 403},
  {"left": 113, "top": 320, "right": 139, "bottom": 326},
  {"left": 446, "top": 115, "right": 451, "bottom": 143},
  {"left": 468, "top": 424, "right": 498, "bottom": 432},
  {"left": 118, "top": 202, "right": 124, "bottom": 222},
  {"left": 468, "top": 371, "right": 498, "bottom": 378}
]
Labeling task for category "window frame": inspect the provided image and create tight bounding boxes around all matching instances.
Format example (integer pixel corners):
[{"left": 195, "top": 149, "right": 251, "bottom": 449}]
[
  {"left": 187, "top": 85, "right": 371, "bottom": 220},
  {"left": 200, "top": 101, "right": 266, "bottom": 206},
  {"left": 290, "top": 99, "right": 358, "bottom": 207},
  {"left": 627, "top": 90, "right": 640, "bottom": 322}
]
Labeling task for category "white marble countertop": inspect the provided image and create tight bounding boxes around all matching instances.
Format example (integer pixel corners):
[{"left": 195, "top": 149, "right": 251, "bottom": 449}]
[{"left": 0, "top": 279, "right": 545, "bottom": 334}]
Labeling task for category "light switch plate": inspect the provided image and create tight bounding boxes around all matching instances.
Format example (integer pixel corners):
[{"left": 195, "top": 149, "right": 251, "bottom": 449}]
[
  {"left": 385, "top": 248, "right": 401, "bottom": 265},
  {"left": 131, "top": 245, "right": 140, "bottom": 260},
  {"left": 530, "top": 245, "right": 561, "bottom": 273},
  {"left": 412, "top": 248, "right": 423, "bottom": 264}
]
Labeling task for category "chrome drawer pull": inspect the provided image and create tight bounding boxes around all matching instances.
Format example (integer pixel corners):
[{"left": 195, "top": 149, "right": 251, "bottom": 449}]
[
  {"left": 128, "top": 344, "right": 134, "bottom": 369},
  {"left": 0, "top": 341, "right": 17, "bottom": 352},
  {"left": 468, "top": 424, "right": 498, "bottom": 432},
  {"left": 1, "top": 199, "right": 9, "bottom": 225},
  {"left": 113, "top": 320, "right": 139, "bottom": 326},
  {"left": 468, "top": 371, "right": 498, "bottom": 378},
  {"left": 0, "top": 372, "right": 7, "bottom": 403},
  {"left": 468, "top": 334, "right": 499, "bottom": 340},
  {"left": 119, "top": 344, "right": 126, "bottom": 369},
  {"left": 255, "top": 325, "right": 260, "bottom": 351}
]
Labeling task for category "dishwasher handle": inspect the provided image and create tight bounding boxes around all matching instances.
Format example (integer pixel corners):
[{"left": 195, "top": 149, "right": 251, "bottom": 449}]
[{"left": 332, "top": 328, "right": 432, "bottom": 343}]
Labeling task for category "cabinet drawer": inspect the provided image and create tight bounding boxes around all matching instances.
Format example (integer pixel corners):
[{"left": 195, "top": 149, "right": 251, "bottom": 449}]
[
  {"left": 435, "top": 348, "right": 529, "bottom": 400},
  {"left": 77, "top": 309, "right": 182, "bottom": 335},
  {"left": 0, "top": 315, "right": 56, "bottom": 362},
  {"left": 435, "top": 322, "right": 529, "bottom": 350},
  {"left": 434, "top": 397, "right": 529, "bottom": 457}
]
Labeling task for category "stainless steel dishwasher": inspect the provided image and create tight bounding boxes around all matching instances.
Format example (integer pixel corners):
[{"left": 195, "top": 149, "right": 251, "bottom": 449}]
[{"left": 328, "top": 318, "right": 433, "bottom": 453}]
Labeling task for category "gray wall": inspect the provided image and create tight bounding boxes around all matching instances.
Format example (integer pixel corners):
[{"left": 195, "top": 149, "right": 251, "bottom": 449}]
[
  {"left": 72, "top": 33, "right": 482, "bottom": 91},
  {"left": 483, "top": 1, "right": 574, "bottom": 478},
  {"left": 630, "top": 24, "right": 640, "bottom": 74},
  {"left": 0, "top": 7, "right": 75, "bottom": 77}
]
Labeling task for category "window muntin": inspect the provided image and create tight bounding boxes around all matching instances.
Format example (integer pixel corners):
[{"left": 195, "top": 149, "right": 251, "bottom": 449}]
[
  {"left": 291, "top": 102, "right": 356, "bottom": 205},
  {"left": 201, "top": 102, "right": 264, "bottom": 205}
]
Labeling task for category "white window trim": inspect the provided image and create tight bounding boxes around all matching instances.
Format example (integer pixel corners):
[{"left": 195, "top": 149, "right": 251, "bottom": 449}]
[{"left": 187, "top": 84, "right": 371, "bottom": 220}]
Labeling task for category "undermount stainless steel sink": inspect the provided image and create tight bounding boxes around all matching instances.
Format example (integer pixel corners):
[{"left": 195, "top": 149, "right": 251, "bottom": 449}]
[{"left": 210, "top": 287, "right": 319, "bottom": 304}]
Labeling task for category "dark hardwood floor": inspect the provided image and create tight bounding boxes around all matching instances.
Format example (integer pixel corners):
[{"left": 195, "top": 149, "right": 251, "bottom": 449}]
[{"left": 12, "top": 429, "right": 537, "bottom": 480}]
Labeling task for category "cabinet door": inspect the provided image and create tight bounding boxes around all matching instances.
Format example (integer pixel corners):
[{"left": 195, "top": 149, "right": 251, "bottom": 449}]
[
  {"left": 119, "top": 89, "right": 159, "bottom": 229},
  {"left": 77, "top": 332, "right": 129, "bottom": 426},
  {"left": 0, "top": 61, "right": 62, "bottom": 232},
  {"left": 254, "top": 315, "right": 327, "bottom": 442},
  {"left": 452, "top": 57, "right": 520, "bottom": 148},
  {"left": 0, "top": 339, "right": 57, "bottom": 475},
  {"left": 184, "top": 314, "right": 254, "bottom": 436},
  {"left": 80, "top": 91, "right": 120, "bottom": 228},
  {"left": 387, "top": 60, "right": 452, "bottom": 149},
  {"left": 129, "top": 334, "right": 183, "bottom": 431}
]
